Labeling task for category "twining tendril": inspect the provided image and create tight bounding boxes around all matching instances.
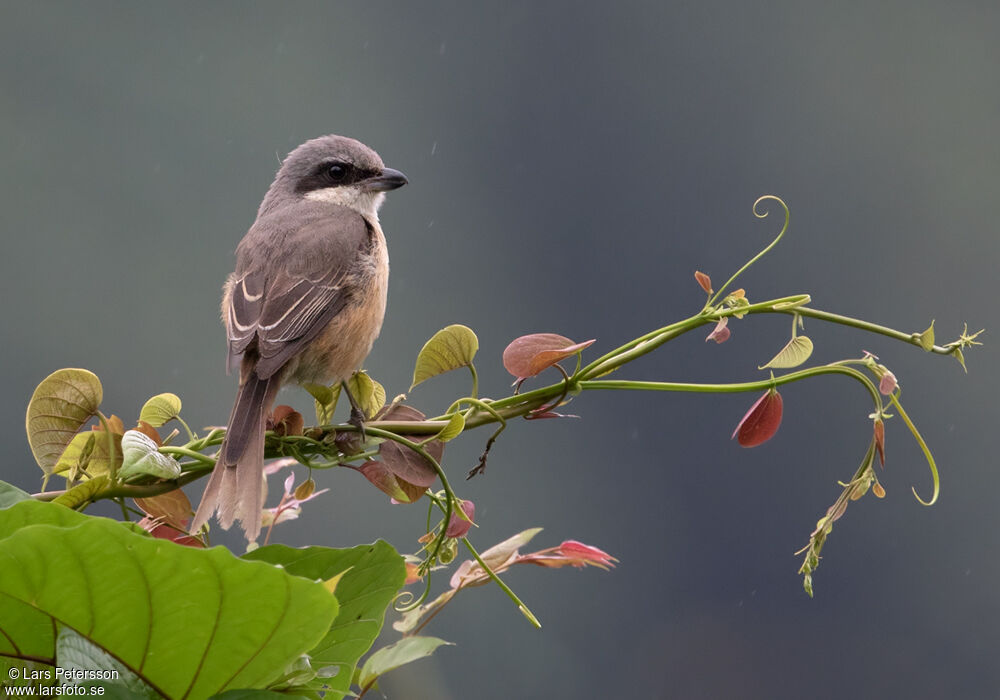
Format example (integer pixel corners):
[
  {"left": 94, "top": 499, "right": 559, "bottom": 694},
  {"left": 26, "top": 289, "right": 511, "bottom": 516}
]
[
  {"left": 708, "top": 195, "right": 790, "bottom": 308},
  {"left": 888, "top": 393, "right": 939, "bottom": 506}
]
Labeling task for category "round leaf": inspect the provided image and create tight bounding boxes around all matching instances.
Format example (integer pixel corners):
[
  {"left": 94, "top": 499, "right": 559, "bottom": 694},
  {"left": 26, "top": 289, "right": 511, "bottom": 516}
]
[
  {"left": 25, "top": 368, "right": 103, "bottom": 475},
  {"left": 138, "top": 393, "right": 182, "bottom": 427},
  {"left": 411, "top": 324, "right": 479, "bottom": 390}
]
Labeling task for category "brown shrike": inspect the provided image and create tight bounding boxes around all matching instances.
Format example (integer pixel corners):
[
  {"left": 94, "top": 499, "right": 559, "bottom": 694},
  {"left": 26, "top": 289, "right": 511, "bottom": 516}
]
[{"left": 191, "top": 135, "right": 407, "bottom": 541}]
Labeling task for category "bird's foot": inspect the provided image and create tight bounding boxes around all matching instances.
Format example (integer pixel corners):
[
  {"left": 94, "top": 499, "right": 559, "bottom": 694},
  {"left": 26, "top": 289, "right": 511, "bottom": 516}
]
[{"left": 348, "top": 405, "right": 367, "bottom": 440}]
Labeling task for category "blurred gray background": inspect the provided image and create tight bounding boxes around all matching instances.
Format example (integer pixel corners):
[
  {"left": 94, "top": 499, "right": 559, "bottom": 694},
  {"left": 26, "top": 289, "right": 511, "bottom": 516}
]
[{"left": 2, "top": 2, "right": 998, "bottom": 698}]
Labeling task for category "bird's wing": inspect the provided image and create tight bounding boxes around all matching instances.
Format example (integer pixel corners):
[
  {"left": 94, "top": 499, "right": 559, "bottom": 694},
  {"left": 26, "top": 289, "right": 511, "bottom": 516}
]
[{"left": 226, "top": 207, "right": 372, "bottom": 380}]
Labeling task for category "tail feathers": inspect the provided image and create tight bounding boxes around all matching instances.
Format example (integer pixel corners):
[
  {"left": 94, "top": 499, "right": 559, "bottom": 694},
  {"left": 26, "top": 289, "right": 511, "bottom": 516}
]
[{"left": 191, "top": 371, "right": 279, "bottom": 542}]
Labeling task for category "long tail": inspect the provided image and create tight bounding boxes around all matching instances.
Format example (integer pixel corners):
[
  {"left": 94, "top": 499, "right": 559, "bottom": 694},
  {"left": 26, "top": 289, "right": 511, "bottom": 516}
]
[{"left": 192, "top": 368, "right": 279, "bottom": 542}]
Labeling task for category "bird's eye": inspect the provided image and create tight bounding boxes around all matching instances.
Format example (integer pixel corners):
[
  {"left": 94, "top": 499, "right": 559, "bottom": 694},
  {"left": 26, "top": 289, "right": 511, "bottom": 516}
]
[{"left": 326, "top": 162, "right": 349, "bottom": 182}]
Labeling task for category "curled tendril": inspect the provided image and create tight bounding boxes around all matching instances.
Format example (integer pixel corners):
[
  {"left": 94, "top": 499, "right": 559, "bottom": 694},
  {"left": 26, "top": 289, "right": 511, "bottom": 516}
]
[
  {"left": 709, "top": 195, "right": 790, "bottom": 307},
  {"left": 888, "top": 393, "right": 939, "bottom": 506},
  {"left": 525, "top": 363, "right": 572, "bottom": 419},
  {"left": 393, "top": 588, "right": 422, "bottom": 612}
]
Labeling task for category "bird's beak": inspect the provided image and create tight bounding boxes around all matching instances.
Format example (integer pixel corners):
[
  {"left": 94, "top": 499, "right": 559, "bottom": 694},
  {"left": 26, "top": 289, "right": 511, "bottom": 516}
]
[{"left": 363, "top": 167, "right": 408, "bottom": 192}]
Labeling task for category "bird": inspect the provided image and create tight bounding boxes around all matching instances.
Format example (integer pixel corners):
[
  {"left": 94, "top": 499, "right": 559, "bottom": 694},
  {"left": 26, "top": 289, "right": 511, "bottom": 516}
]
[{"left": 191, "top": 135, "right": 407, "bottom": 541}]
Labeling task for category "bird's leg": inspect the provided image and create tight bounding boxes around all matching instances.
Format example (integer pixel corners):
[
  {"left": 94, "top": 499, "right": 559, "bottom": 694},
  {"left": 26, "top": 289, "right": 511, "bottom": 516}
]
[{"left": 341, "top": 381, "right": 367, "bottom": 439}]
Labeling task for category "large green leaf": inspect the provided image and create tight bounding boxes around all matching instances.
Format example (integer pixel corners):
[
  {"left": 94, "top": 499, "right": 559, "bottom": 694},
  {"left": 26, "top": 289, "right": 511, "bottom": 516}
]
[
  {"left": 25, "top": 368, "right": 103, "bottom": 476},
  {"left": 0, "top": 480, "right": 32, "bottom": 508},
  {"left": 0, "top": 500, "right": 338, "bottom": 698},
  {"left": 243, "top": 542, "right": 406, "bottom": 697}
]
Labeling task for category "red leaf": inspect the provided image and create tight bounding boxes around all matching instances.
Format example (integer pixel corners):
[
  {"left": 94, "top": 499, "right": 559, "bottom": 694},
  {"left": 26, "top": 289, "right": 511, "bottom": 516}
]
[
  {"left": 270, "top": 405, "right": 304, "bottom": 436},
  {"left": 732, "top": 389, "right": 783, "bottom": 447},
  {"left": 356, "top": 460, "right": 426, "bottom": 503},
  {"left": 445, "top": 500, "right": 476, "bottom": 538},
  {"left": 694, "top": 270, "right": 713, "bottom": 294},
  {"left": 873, "top": 419, "right": 885, "bottom": 467},
  {"left": 705, "top": 318, "right": 731, "bottom": 344},
  {"left": 878, "top": 370, "right": 898, "bottom": 395},
  {"left": 135, "top": 490, "right": 193, "bottom": 532},
  {"left": 374, "top": 403, "right": 444, "bottom": 488},
  {"left": 503, "top": 333, "right": 596, "bottom": 379},
  {"left": 134, "top": 420, "right": 162, "bottom": 446}
]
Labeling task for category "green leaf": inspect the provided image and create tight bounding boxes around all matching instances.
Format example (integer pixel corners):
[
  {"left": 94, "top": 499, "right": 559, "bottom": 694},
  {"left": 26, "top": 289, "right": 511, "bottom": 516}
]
[
  {"left": 434, "top": 412, "right": 466, "bottom": 443},
  {"left": 54, "top": 429, "right": 122, "bottom": 480},
  {"left": 917, "top": 320, "right": 936, "bottom": 351},
  {"left": 0, "top": 480, "right": 32, "bottom": 509},
  {"left": 25, "top": 368, "right": 103, "bottom": 476},
  {"left": 411, "top": 324, "right": 479, "bottom": 390},
  {"left": 358, "top": 637, "right": 452, "bottom": 691},
  {"left": 346, "top": 373, "right": 385, "bottom": 420},
  {"left": 57, "top": 627, "right": 159, "bottom": 698},
  {"left": 138, "top": 392, "right": 183, "bottom": 427},
  {"left": 119, "top": 430, "right": 182, "bottom": 480},
  {"left": 0, "top": 500, "right": 338, "bottom": 698},
  {"left": 305, "top": 382, "right": 341, "bottom": 425},
  {"left": 210, "top": 691, "right": 300, "bottom": 700},
  {"left": 244, "top": 542, "right": 406, "bottom": 697},
  {"left": 53, "top": 475, "right": 110, "bottom": 509},
  {"left": 953, "top": 346, "right": 967, "bottom": 372},
  {"left": 759, "top": 335, "right": 814, "bottom": 369}
]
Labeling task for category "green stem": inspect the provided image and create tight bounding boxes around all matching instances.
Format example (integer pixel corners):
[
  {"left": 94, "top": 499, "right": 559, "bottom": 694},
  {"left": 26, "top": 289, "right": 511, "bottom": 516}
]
[
  {"left": 174, "top": 415, "right": 196, "bottom": 442},
  {"left": 363, "top": 426, "right": 457, "bottom": 573},
  {"left": 778, "top": 307, "right": 958, "bottom": 356},
  {"left": 468, "top": 363, "right": 479, "bottom": 399},
  {"left": 887, "top": 393, "right": 939, "bottom": 506},
  {"left": 577, "top": 294, "right": 811, "bottom": 381},
  {"left": 460, "top": 537, "right": 541, "bottom": 629},
  {"left": 159, "top": 445, "right": 216, "bottom": 466},
  {"left": 96, "top": 411, "right": 118, "bottom": 484},
  {"left": 581, "top": 363, "right": 882, "bottom": 409}
]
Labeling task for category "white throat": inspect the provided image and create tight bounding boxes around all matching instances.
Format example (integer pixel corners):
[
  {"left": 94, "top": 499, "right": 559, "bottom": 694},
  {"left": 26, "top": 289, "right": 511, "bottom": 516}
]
[{"left": 304, "top": 185, "right": 385, "bottom": 222}]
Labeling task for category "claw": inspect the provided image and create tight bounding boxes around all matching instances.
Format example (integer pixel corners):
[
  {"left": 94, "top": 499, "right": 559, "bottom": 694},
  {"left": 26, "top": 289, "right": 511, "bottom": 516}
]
[
  {"left": 348, "top": 405, "right": 367, "bottom": 440},
  {"left": 342, "top": 380, "right": 367, "bottom": 440}
]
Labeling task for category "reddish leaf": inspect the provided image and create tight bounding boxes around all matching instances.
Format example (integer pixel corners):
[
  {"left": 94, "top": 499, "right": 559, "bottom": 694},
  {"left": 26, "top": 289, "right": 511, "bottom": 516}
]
[
  {"left": 134, "top": 420, "right": 162, "bottom": 446},
  {"left": 375, "top": 403, "right": 426, "bottom": 422},
  {"left": 705, "top": 318, "right": 731, "bottom": 344},
  {"left": 404, "top": 562, "right": 422, "bottom": 585},
  {"left": 694, "top": 270, "right": 713, "bottom": 294},
  {"left": 445, "top": 500, "right": 476, "bottom": 538},
  {"left": 92, "top": 414, "right": 125, "bottom": 434},
  {"left": 502, "top": 333, "right": 596, "bottom": 379},
  {"left": 732, "top": 389, "right": 783, "bottom": 447},
  {"left": 873, "top": 419, "right": 886, "bottom": 467},
  {"left": 140, "top": 520, "right": 204, "bottom": 547},
  {"left": 375, "top": 403, "right": 444, "bottom": 488},
  {"left": 379, "top": 442, "right": 440, "bottom": 487},
  {"left": 135, "top": 489, "right": 193, "bottom": 532},
  {"left": 517, "top": 539, "right": 618, "bottom": 570},
  {"left": 878, "top": 369, "right": 898, "bottom": 395},
  {"left": 357, "top": 461, "right": 426, "bottom": 503},
  {"left": 270, "top": 405, "right": 304, "bottom": 436}
]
